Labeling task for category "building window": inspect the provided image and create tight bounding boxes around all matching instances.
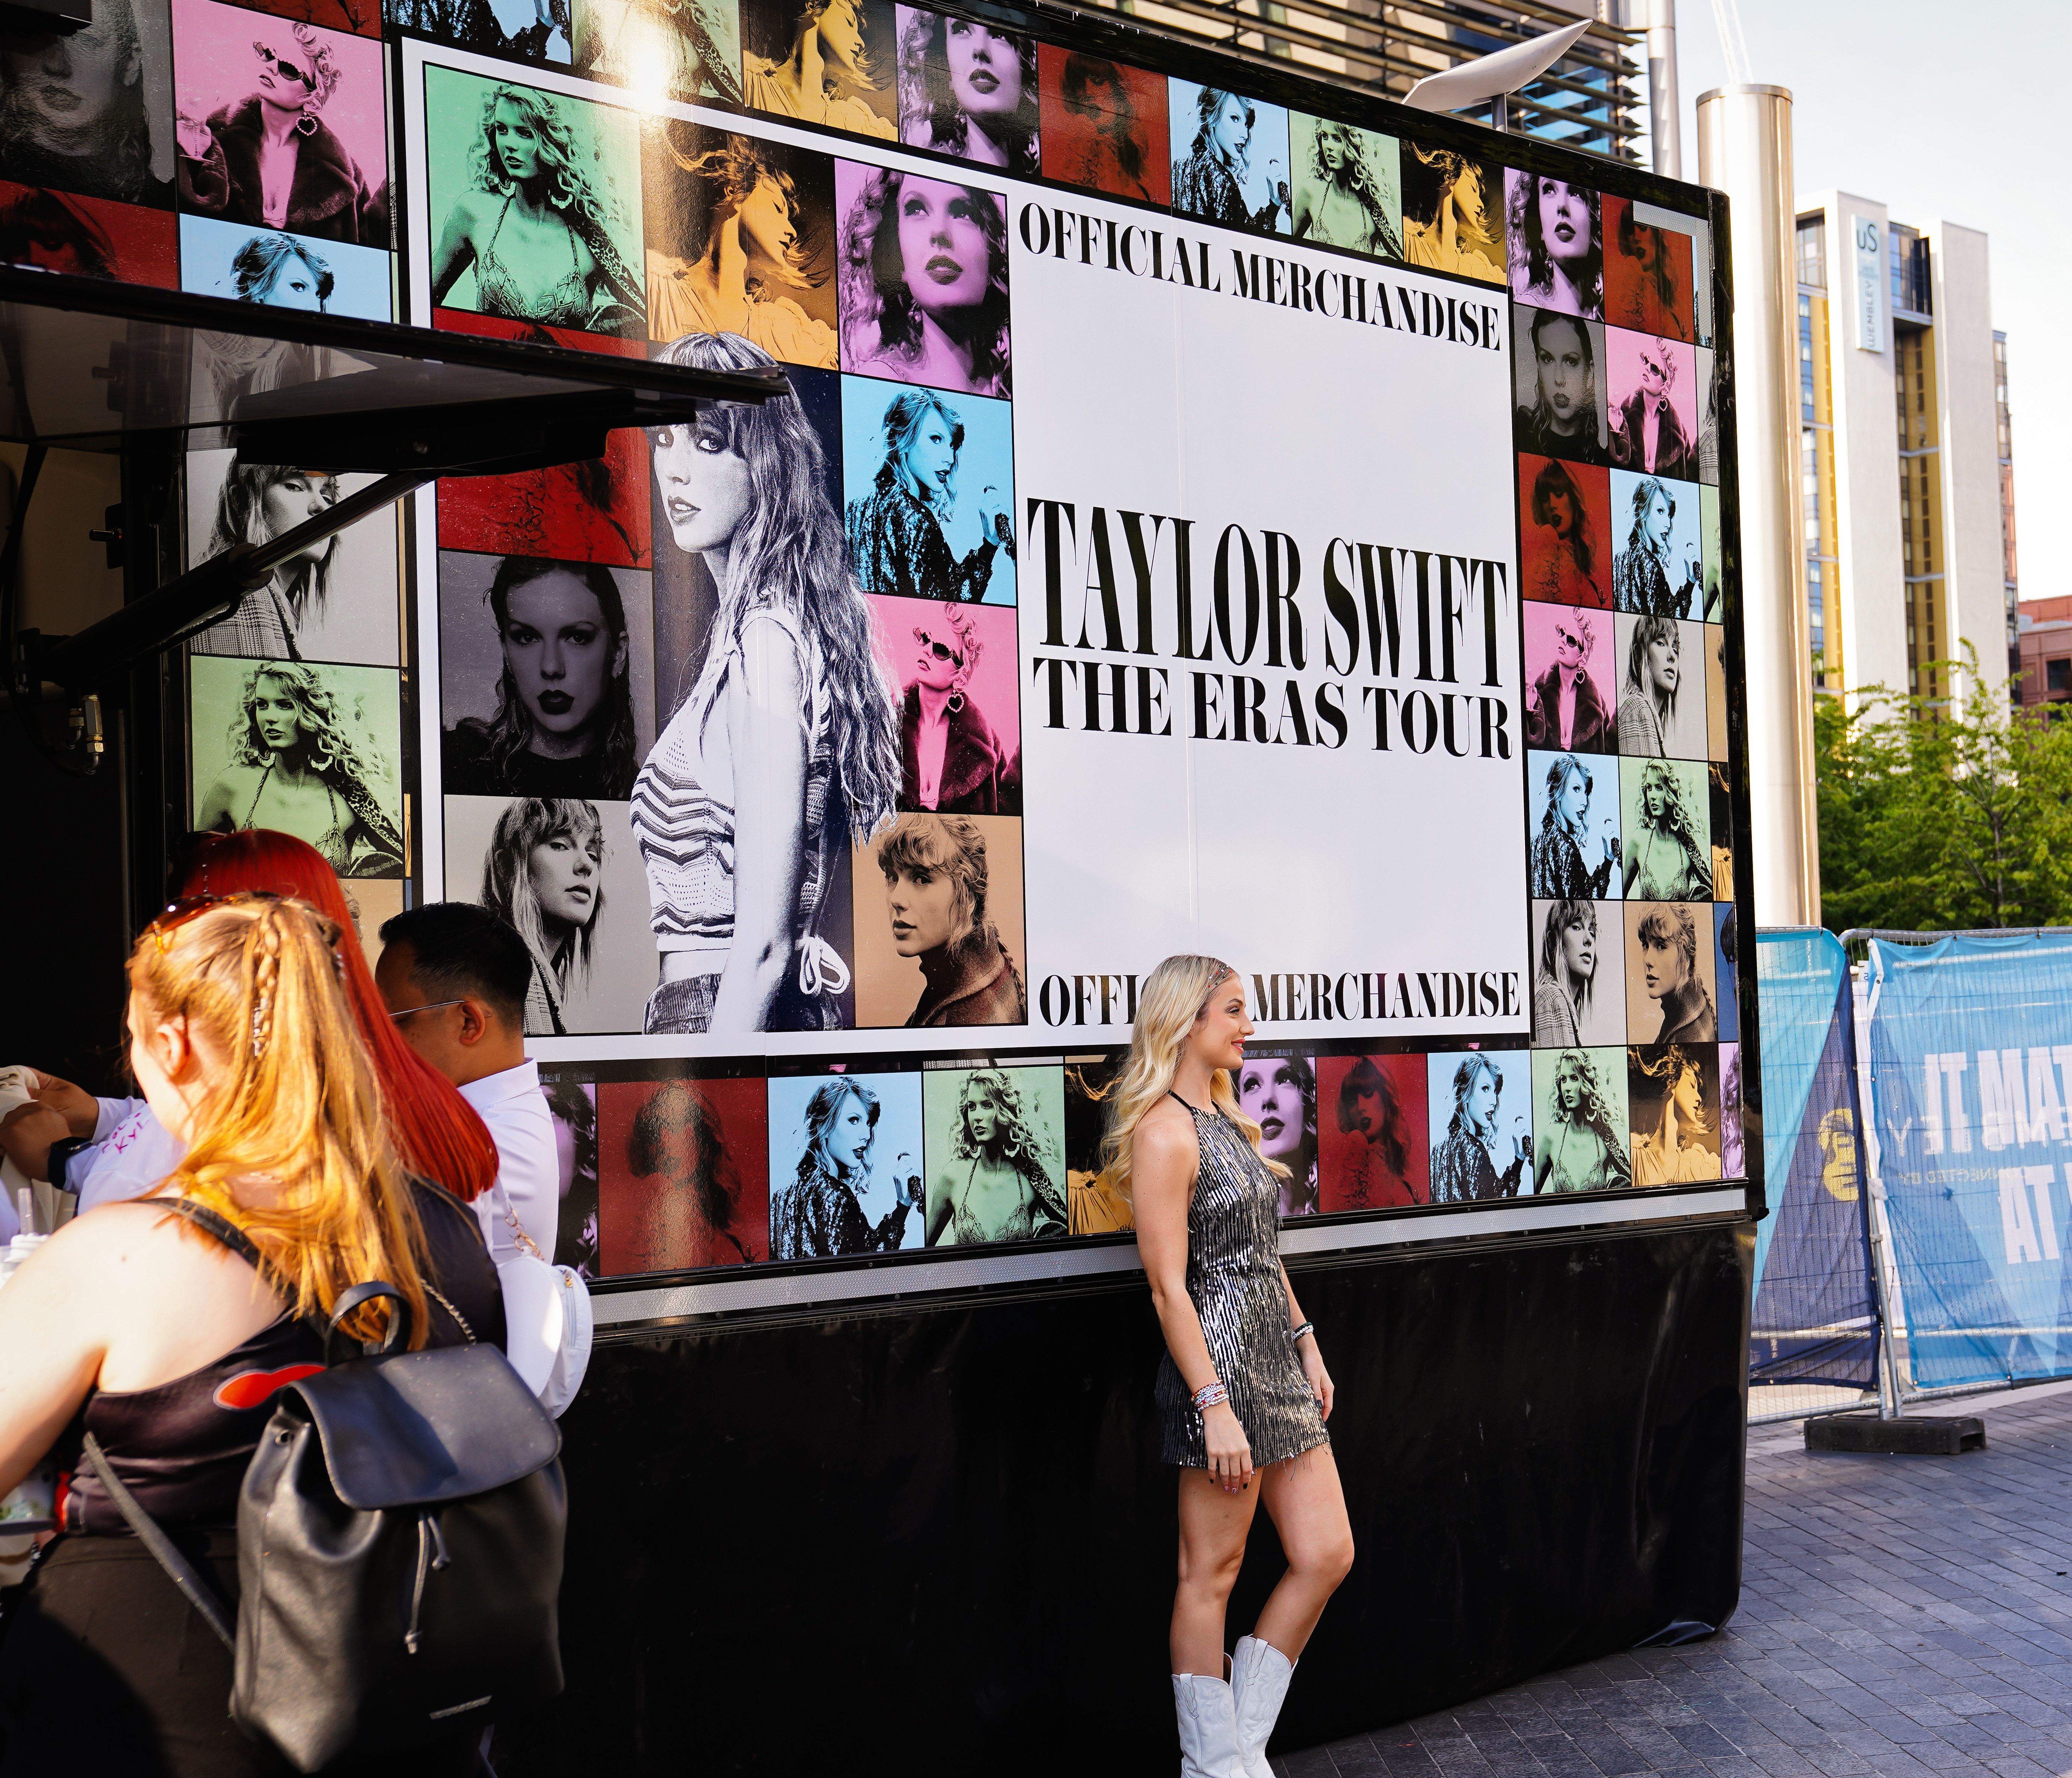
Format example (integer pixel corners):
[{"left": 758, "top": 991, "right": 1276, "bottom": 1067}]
[
  {"left": 1796, "top": 217, "right": 1826, "bottom": 289},
  {"left": 2049, "top": 659, "right": 2072, "bottom": 696}
]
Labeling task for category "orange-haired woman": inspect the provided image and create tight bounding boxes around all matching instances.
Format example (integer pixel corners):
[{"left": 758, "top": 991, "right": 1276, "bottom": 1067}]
[
  {"left": 0, "top": 893, "right": 504, "bottom": 1773},
  {"left": 0, "top": 830, "right": 498, "bottom": 1239}
]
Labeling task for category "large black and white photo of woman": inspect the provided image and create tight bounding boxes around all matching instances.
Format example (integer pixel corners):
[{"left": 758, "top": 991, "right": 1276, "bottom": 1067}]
[
  {"left": 427, "top": 73, "right": 644, "bottom": 337},
  {"left": 922, "top": 1064, "right": 1066, "bottom": 1245},
  {"left": 642, "top": 120, "right": 836, "bottom": 368},
  {"left": 1612, "top": 471, "right": 1703, "bottom": 617},
  {"left": 1528, "top": 749, "right": 1619, "bottom": 901},
  {"left": 1505, "top": 171, "right": 1601, "bottom": 317},
  {"left": 0, "top": 0, "right": 175, "bottom": 208},
  {"left": 1532, "top": 897, "right": 1622, "bottom": 1049},
  {"left": 479, "top": 798, "right": 605, "bottom": 1036},
  {"left": 574, "top": 0, "right": 740, "bottom": 104},
  {"left": 633, "top": 332, "right": 900, "bottom": 1036},
  {"left": 740, "top": 0, "right": 896, "bottom": 139},
  {"left": 845, "top": 386, "right": 1014, "bottom": 605},
  {"left": 1168, "top": 83, "right": 1288, "bottom": 234},
  {"left": 190, "top": 657, "right": 403, "bottom": 878},
  {"left": 186, "top": 461, "right": 340, "bottom": 662},
  {"left": 863, "top": 598, "right": 1020, "bottom": 814},
  {"left": 440, "top": 554, "right": 646, "bottom": 800},
  {"left": 1530, "top": 1048, "right": 1631, "bottom": 1195},
  {"left": 837, "top": 161, "right": 1010, "bottom": 397},
  {"left": 1232, "top": 1052, "right": 1317, "bottom": 1218},
  {"left": 767, "top": 1072, "right": 925, "bottom": 1257},
  {"left": 1625, "top": 903, "right": 1717, "bottom": 1045},
  {"left": 1427, "top": 1052, "right": 1529, "bottom": 1204},
  {"left": 1620, "top": 757, "right": 1712, "bottom": 901},
  {"left": 896, "top": 9, "right": 1038, "bottom": 174},
  {"left": 1513, "top": 308, "right": 1608, "bottom": 464},
  {"left": 172, "top": 8, "right": 386, "bottom": 246},
  {"left": 866, "top": 812, "right": 1026, "bottom": 1025},
  {"left": 1289, "top": 114, "right": 1399, "bottom": 258},
  {"left": 1614, "top": 613, "right": 1699, "bottom": 760}
]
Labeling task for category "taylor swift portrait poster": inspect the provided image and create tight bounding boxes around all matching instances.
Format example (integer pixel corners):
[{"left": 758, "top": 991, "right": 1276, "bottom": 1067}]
[
  {"left": 1315, "top": 1053, "right": 1428, "bottom": 1211},
  {"left": 851, "top": 811, "right": 1026, "bottom": 1028},
  {"left": 841, "top": 379, "right": 1016, "bottom": 605},
  {"left": 1426, "top": 1050, "right": 1530, "bottom": 1203},
  {"left": 596, "top": 1075, "right": 770, "bottom": 1272},
  {"left": 1518, "top": 456, "right": 1613, "bottom": 611},
  {"left": 1523, "top": 602, "right": 1615, "bottom": 755},
  {"left": 895, "top": 8, "right": 1038, "bottom": 174},
  {"left": 863, "top": 595, "right": 1021, "bottom": 814},
  {"left": 1035, "top": 44, "right": 1168, "bottom": 206},
  {"left": 766, "top": 1067, "right": 926, "bottom": 1256}
]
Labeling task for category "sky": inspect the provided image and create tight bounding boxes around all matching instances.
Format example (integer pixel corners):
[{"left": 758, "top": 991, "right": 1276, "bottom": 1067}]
[{"left": 1674, "top": 0, "right": 2070, "bottom": 604}]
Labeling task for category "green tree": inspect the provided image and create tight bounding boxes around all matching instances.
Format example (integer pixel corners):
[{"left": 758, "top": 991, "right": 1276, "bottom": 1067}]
[{"left": 1816, "top": 645, "right": 2072, "bottom": 932}]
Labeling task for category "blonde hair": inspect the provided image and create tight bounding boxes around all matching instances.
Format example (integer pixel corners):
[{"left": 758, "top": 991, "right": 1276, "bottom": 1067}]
[
  {"left": 128, "top": 894, "right": 430, "bottom": 1348},
  {"left": 1096, "top": 954, "right": 1285, "bottom": 1201}
]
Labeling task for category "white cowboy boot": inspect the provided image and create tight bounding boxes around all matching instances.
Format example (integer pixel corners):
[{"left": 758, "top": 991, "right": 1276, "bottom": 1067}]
[
  {"left": 1229, "top": 1635, "right": 1295, "bottom": 1778},
  {"left": 1173, "top": 1671, "right": 1245, "bottom": 1778}
]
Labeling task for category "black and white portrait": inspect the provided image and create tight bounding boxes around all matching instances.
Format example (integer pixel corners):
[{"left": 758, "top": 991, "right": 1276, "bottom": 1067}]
[
  {"left": 845, "top": 384, "right": 1015, "bottom": 605},
  {"left": 575, "top": 0, "right": 738, "bottom": 103},
  {"left": 634, "top": 332, "right": 900, "bottom": 1037},
  {"left": 1232, "top": 1051, "right": 1316, "bottom": 1218},
  {"left": 1512, "top": 306, "right": 1608, "bottom": 465},
  {"left": 445, "top": 794, "right": 656, "bottom": 1035},
  {"left": 439, "top": 552, "right": 654, "bottom": 802},
  {"left": 543, "top": 1074, "right": 600, "bottom": 1278},
  {"left": 1527, "top": 749, "right": 1620, "bottom": 902},
  {"left": 185, "top": 453, "right": 398, "bottom": 666},
  {"left": 0, "top": 0, "right": 175, "bottom": 208},
  {"left": 1531, "top": 897, "right": 1623, "bottom": 1049},
  {"left": 1614, "top": 613, "right": 1708, "bottom": 761},
  {"left": 1611, "top": 470, "right": 1704, "bottom": 618},
  {"left": 642, "top": 118, "right": 836, "bottom": 368},
  {"left": 1426, "top": 1051, "right": 1530, "bottom": 1204},
  {"left": 189, "top": 656, "right": 403, "bottom": 879},
  {"left": 921, "top": 1063, "right": 1067, "bottom": 1246},
  {"left": 766, "top": 1070, "right": 925, "bottom": 1257},
  {"left": 1530, "top": 1048, "right": 1631, "bottom": 1195},
  {"left": 896, "top": 8, "right": 1038, "bottom": 175},
  {"left": 863, "top": 812, "right": 1027, "bottom": 1027},
  {"left": 836, "top": 159, "right": 1011, "bottom": 397}
]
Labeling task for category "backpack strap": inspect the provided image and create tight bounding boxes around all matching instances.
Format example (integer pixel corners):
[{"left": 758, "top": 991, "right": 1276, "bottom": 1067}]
[
  {"left": 77, "top": 1433, "right": 235, "bottom": 1650},
  {"left": 151, "top": 1195, "right": 328, "bottom": 1344}
]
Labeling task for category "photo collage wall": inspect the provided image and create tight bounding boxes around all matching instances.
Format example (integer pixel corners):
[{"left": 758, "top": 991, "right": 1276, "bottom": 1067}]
[{"left": 0, "top": 0, "right": 1748, "bottom": 1292}]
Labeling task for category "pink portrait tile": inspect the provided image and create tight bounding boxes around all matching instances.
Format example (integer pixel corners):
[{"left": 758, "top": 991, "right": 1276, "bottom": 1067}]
[
  {"left": 866, "top": 592, "right": 1021, "bottom": 814},
  {"left": 1604, "top": 327, "right": 1699, "bottom": 478}
]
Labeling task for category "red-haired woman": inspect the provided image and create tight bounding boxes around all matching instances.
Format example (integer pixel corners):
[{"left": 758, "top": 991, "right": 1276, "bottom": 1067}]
[{"left": 0, "top": 830, "right": 498, "bottom": 1236}]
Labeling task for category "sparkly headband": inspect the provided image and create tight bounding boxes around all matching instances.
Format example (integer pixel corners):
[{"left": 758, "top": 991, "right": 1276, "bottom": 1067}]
[{"left": 1204, "top": 961, "right": 1233, "bottom": 993}]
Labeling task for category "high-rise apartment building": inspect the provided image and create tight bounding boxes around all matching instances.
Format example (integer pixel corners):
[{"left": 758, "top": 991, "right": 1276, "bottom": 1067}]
[{"left": 1793, "top": 197, "right": 2015, "bottom": 711}]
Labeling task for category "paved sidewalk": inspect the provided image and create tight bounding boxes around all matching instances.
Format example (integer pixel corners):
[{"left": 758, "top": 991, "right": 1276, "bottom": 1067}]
[{"left": 1280, "top": 1385, "right": 2072, "bottom": 1778}]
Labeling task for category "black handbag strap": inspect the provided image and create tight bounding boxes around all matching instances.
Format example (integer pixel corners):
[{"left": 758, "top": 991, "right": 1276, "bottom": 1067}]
[
  {"left": 151, "top": 1195, "right": 277, "bottom": 1285},
  {"left": 77, "top": 1432, "right": 235, "bottom": 1651}
]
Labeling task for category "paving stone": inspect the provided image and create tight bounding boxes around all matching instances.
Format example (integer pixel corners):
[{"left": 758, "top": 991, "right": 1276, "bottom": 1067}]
[{"left": 1293, "top": 1392, "right": 2072, "bottom": 1778}]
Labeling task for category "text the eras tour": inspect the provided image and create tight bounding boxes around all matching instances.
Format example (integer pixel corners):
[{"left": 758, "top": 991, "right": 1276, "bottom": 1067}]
[
  {"left": 1016, "top": 205, "right": 1508, "bottom": 350},
  {"left": 1024, "top": 499, "right": 1516, "bottom": 758},
  {"left": 1034, "top": 969, "right": 1524, "bottom": 1028}
]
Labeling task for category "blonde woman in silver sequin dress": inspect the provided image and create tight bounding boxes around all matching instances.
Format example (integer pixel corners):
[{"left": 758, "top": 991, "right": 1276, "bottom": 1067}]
[{"left": 1100, "top": 955, "right": 1352, "bottom": 1778}]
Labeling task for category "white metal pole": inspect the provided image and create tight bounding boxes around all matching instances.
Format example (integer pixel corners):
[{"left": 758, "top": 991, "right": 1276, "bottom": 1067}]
[
  {"left": 1697, "top": 85, "right": 1822, "bottom": 926},
  {"left": 1648, "top": 0, "right": 1681, "bottom": 178}
]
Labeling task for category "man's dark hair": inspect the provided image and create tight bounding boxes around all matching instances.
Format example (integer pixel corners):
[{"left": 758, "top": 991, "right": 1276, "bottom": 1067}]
[{"left": 379, "top": 902, "right": 532, "bottom": 1028}]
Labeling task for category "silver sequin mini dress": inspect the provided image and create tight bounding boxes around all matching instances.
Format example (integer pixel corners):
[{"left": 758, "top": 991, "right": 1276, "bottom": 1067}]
[{"left": 1154, "top": 1095, "right": 1331, "bottom": 1469}]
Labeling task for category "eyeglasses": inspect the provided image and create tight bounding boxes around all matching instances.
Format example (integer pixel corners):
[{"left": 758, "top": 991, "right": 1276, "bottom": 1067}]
[
  {"left": 913, "top": 628, "right": 963, "bottom": 668},
  {"left": 254, "top": 42, "right": 317, "bottom": 87},
  {"left": 388, "top": 999, "right": 465, "bottom": 1022}
]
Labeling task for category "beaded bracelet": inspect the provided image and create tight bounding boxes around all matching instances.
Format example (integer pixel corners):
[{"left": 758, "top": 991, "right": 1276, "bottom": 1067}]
[
  {"left": 1290, "top": 1320, "right": 1315, "bottom": 1343},
  {"left": 1192, "top": 1381, "right": 1229, "bottom": 1410}
]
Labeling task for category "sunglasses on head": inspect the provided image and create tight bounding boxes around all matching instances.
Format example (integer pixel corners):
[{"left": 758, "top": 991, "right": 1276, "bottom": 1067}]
[
  {"left": 143, "top": 890, "right": 342, "bottom": 959},
  {"left": 254, "top": 42, "right": 317, "bottom": 87},
  {"left": 913, "top": 627, "right": 963, "bottom": 669}
]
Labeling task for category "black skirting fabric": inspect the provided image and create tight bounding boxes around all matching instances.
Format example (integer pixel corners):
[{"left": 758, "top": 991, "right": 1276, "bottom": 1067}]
[{"left": 0, "top": 1534, "right": 485, "bottom": 1778}]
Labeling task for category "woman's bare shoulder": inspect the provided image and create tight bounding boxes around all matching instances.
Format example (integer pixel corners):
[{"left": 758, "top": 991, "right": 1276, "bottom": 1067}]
[{"left": 1131, "top": 1097, "right": 1199, "bottom": 1164}]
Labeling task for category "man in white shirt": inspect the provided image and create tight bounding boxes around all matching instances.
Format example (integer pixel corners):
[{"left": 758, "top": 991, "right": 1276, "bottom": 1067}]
[{"left": 374, "top": 903, "right": 559, "bottom": 1265}]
